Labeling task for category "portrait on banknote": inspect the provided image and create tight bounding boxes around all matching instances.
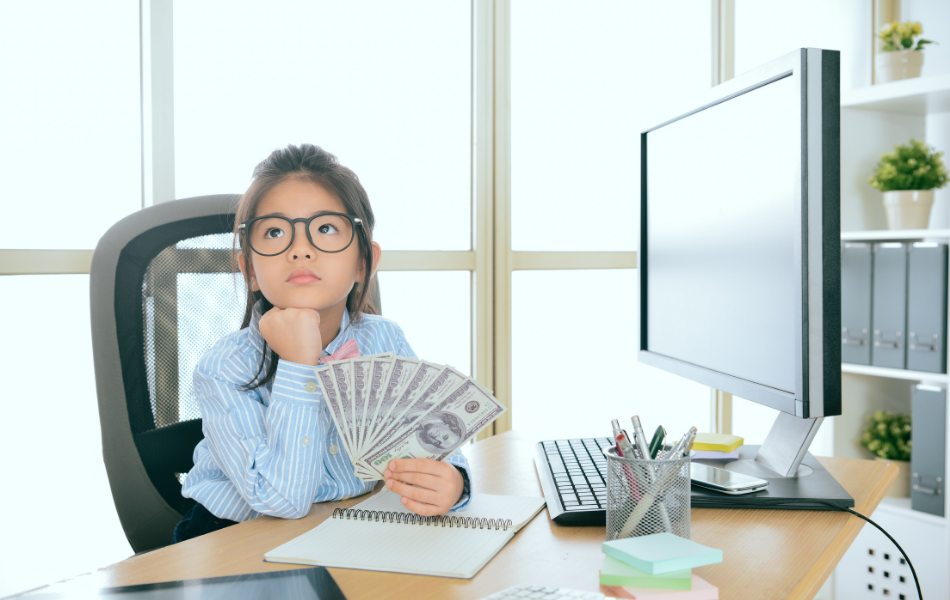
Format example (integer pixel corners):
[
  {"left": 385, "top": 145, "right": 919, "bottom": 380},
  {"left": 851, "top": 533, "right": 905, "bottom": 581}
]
[{"left": 404, "top": 406, "right": 466, "bottom": 453}]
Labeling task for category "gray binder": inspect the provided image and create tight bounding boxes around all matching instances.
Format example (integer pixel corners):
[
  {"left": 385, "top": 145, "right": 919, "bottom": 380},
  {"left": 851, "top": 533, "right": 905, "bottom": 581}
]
[
  {"left": 871, "top": 243, "right": 908, "bottom": 369},
  {"left": 906, "top": 243, "right": 948, "bottom": 373},
  {"left": 911, "top": 384, "right": 946, "bottom": 516},
  {"left": 841, "top": 243, "right": 873, "bottom": 365}
]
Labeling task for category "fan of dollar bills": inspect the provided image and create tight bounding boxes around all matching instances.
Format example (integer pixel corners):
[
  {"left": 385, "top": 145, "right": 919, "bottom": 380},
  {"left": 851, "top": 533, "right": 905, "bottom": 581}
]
[{"left": 313, "top": 354, "right": 507, "bottom": 481}]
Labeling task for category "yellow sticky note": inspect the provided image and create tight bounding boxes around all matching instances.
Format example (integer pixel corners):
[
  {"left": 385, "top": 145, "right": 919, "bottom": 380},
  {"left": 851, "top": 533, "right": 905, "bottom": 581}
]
[{"left": 692, "top": 433, "right": 743, "bottom": 453}]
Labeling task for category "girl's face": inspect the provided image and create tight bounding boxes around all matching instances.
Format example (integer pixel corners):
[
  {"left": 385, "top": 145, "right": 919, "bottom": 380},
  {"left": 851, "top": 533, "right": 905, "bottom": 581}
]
[{"left": 240, "top": 177, "right": 367, "bottom": 312}]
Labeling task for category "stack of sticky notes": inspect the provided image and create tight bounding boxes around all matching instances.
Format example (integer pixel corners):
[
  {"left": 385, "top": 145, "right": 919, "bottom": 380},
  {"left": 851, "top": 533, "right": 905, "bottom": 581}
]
[
  {"left": 599, "top": 533, "right": 722, "bottom": 599},
  {"left": 691, "top": 433, "right": 743, "bottom": 460}
]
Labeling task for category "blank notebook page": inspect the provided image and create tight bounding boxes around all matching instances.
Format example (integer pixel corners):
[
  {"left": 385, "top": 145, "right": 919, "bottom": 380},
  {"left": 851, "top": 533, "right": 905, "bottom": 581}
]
[
  {"left": 264, "top": 492, "right": 546, "bottom": 579},
  {"left": 265, "top": 517, "right": 512, "bottom": 578}
]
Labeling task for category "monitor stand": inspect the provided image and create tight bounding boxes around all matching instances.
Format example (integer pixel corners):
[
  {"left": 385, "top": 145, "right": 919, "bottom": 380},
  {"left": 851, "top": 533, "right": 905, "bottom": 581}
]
[{"left": 690, "top": 412, "right": 854, "bottom": 510}]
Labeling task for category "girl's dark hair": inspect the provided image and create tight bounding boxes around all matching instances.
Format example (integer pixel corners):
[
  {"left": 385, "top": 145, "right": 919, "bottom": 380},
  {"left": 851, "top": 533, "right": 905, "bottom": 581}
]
[{"left": 234, "top": 143, "right": 378, "bottom": 391}]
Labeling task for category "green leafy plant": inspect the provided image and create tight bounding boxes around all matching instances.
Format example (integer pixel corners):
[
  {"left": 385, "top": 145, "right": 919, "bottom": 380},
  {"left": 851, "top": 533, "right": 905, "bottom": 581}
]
[
  {"left": 878, "top": 21, "right": 934, "bottom": 52},
  {"left": 869, "top": 139, "right": 949, "bottom": 191},
  {"left": 860, "top": 411, "right": 911, "bottom": 461}
]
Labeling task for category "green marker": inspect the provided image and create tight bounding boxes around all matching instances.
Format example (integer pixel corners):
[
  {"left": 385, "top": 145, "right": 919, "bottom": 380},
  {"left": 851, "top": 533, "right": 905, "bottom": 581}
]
[{"left": 648, "top": 425, "right": 667, "bottom": 459}]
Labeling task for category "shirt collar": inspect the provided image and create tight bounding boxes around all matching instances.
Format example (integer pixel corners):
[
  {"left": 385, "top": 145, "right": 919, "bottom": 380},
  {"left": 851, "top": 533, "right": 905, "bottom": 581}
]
[{"left": 248, "top": 300, "right": 353, "bottom": 358}]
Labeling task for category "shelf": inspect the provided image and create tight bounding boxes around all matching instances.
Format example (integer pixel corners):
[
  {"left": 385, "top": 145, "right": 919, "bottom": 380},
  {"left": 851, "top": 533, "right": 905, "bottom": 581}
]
[
  {"left": 877, "top": 497, "right": 948, "bottom": 526},
  {"left": 841, "top": 229, "right": 950, "bottom": 241},
  {"left": 841, "top": 363, "right": 950, "bottom": 383},
  {"left": 841, "top": 73, "right": 950, "bottom": 115}
]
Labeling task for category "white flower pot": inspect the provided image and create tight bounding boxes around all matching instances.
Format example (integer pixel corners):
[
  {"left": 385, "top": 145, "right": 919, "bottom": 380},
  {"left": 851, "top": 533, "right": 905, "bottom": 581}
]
[
  {"left": 876, "top": 50, "right": 924, "bottom": 83},
  {"left": 883, "top": 190, "right": 934, "bottom": 230},
  {"left": 875, "top": 457, "right": 911, "bottom": 498}
]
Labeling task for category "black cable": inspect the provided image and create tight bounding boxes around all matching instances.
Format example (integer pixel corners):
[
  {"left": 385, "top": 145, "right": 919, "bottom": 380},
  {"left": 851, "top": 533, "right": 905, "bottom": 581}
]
[{"left": 814, "top": 500, "right": 922, "bottom": 600}]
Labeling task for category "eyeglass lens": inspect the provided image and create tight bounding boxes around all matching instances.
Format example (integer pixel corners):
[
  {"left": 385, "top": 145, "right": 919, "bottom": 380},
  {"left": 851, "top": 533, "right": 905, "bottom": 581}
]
[{"left": 248, "top": 215, "right": 354, "bottom": 255}]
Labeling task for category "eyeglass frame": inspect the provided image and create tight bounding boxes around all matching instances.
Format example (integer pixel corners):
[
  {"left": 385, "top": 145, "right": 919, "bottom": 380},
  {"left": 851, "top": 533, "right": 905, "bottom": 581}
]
[{"left": 238, "top": 212, "right": 364, "bottom": 257}]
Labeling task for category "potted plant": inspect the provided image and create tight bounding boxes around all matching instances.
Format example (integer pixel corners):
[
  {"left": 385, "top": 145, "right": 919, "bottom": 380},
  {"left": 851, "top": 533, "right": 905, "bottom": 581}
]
[
  {"left": 875, "top": 21, "right": 934, "bottom": 83},
  {"left": 869, "top": 139, "right": 948, "bottom": 230},
  {"left": 860, "top": 411, "right": 911, "bottom": 497}
]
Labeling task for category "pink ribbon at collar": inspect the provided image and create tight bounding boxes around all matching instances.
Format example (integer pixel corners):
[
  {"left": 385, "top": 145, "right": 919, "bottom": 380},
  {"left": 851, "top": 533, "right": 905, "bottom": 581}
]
[{"left": 319, "top": 338, "right": 360, "bottom": 364}]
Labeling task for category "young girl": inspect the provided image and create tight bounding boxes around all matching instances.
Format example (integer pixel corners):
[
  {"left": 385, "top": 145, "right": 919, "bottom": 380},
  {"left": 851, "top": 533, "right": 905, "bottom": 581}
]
[{"left": 175, "top": 144, "right": 471, "bottom": 543}]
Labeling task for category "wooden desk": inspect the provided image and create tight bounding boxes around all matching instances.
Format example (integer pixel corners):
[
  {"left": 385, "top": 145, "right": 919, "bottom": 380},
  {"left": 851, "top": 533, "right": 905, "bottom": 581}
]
[{"left": 98, "top": 431, "right": 896, "bottom": 600}]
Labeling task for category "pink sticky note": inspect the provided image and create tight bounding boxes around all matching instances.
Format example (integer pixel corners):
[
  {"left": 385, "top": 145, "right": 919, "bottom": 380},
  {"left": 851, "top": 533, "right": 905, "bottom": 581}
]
[{"left": 606, "top": 575, "right": 719, "bottom": 599}]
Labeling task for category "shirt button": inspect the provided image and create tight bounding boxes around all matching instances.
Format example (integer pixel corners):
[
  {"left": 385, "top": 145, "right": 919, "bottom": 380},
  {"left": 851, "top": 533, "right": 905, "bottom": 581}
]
[
  {"left": 305, "top": 381, "right": 317, "bottom": 393},
  {"left": 329, "top": 444, "right": 339, "bottom": 455},
  {"left": 302, "top": 436, "right": 311, "bottom": 446}
]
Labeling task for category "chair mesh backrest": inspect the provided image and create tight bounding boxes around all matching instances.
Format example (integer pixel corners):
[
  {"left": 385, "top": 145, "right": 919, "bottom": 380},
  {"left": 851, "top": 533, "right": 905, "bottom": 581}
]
[
  {"left": 140, "top": 233, "right": 246, "bottom": 434},
  {"left": 123, "top": 227, "right": 247, "bottom": 512}
]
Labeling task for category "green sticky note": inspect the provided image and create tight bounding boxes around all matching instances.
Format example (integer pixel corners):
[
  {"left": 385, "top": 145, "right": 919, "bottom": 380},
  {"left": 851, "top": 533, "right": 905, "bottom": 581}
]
[
  {"left": 602, "top": 533, "right": 723, "bottom": 575},
  {"left": 600, "top": 555, "right": 692, "bottom": 590}
]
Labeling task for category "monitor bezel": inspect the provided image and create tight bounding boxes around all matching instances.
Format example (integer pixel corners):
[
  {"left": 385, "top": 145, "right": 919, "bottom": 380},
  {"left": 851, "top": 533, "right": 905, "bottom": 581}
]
[{"left": 638, "top": 48, "right": 841, "bottom": 419}]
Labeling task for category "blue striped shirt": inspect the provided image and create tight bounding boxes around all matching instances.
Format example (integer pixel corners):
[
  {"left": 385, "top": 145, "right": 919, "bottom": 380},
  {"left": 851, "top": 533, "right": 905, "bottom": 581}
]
[{"left": 181, "top": 301, "right": 473, "bottom": 522}]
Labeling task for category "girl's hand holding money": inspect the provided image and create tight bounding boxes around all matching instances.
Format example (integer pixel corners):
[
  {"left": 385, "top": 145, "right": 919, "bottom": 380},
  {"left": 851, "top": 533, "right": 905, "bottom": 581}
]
[{"left": 384, "top": 458, "right": 465, "bottom": 516}]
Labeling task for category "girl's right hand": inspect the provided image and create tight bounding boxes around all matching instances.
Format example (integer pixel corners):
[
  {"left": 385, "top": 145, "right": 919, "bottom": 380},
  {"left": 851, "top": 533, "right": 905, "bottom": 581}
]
[{"left": 258, "top": 307, "right": 324, "bottom": 366}]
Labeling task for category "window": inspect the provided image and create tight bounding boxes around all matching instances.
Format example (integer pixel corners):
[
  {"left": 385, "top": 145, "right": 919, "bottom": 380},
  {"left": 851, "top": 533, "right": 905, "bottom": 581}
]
[
  {"left": 0, "top": 2, "right": 141, "bottom": 250},
  {"left": 509, "top": 0, "right": 713, "bottom": 435}
]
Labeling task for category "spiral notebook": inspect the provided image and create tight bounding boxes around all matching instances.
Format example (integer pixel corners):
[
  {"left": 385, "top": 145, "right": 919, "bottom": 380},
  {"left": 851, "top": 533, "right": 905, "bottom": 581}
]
[{"left": 264, "top": 491, "right": 547, "bottom": 579}]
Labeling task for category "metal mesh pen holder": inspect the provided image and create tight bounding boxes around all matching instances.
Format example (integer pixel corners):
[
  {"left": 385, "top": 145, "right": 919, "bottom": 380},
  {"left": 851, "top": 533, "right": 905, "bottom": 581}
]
[{"left": 603, "top": 446, "right": 691, "bottom": 541}]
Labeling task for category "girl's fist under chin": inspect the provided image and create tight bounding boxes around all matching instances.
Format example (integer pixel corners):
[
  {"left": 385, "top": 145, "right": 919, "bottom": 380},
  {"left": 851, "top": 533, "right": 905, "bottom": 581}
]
[{"left": 258, "top": 306, "right": 323, "bottom": 366}]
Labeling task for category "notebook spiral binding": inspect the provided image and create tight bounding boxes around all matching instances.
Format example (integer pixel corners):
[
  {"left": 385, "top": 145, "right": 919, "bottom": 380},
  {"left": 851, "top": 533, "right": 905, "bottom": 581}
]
[{"left": 331, "top": 508, "right": 514, "bottom": 531}]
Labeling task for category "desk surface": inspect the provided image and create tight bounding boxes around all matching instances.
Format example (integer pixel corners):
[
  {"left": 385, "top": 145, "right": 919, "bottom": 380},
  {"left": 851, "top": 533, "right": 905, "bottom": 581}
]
[{"left": 98, "top": 431, "right": 896, "bottom": 600}]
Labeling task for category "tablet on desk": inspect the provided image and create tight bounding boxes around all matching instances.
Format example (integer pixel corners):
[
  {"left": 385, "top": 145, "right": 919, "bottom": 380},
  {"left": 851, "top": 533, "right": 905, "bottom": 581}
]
[{"left": 18, "top": 566, "right": 346, "bottom": 599}]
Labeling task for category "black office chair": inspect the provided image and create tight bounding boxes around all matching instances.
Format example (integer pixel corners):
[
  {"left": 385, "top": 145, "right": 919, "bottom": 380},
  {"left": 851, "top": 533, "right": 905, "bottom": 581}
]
[{"left": 91, "top": 195, "right": 382, "bottom": 552}]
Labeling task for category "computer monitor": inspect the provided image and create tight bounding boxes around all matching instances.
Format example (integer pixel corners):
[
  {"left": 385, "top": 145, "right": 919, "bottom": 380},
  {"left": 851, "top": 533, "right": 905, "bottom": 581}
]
[{"left": 639, "top": 48, "right": 848, "bottom": 506}]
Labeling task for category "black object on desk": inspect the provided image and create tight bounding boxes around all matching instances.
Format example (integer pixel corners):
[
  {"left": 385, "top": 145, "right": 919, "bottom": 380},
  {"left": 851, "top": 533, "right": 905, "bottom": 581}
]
[
  {"left": 19, "top": 566, "right": 347, "bottom": 599},
  {"left": 690, "top": 446, "right": 853, "bottom": 510}
]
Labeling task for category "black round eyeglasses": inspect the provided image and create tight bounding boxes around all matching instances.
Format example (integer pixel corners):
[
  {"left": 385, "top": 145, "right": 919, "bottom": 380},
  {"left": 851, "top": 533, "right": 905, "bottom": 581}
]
[{"left": 238, "top": 212, "right": 363, "bottom": 257}]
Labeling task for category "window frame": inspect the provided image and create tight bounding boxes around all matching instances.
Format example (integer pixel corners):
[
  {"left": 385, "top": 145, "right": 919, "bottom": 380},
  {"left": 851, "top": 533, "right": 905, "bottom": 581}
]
[{"left": 0, "top": 0, "right": 735, "bottom": 438}]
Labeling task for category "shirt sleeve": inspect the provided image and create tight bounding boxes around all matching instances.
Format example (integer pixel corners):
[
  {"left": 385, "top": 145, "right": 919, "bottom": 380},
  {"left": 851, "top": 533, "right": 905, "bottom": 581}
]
[
  {"left": 445, "top": 449, "right": 473, "bottom": 510},
  {"left": 192, "top": 349, "right": 332, "bottom": 519}
]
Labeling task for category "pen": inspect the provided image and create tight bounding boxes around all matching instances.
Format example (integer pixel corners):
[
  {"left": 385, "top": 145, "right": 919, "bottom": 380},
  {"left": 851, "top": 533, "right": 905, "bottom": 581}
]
[
  {"left": 619, "top": 419, "right": 674, "bottom": 536},
  {"left": 612, "top": 432, "right": 643, "bottom": 501},
  {"left": 669, "top": 427, "right": 698, "bottom": 459},
  {"left": 616, "top": 433, "right": 636, "bottom": 458},
  {"left": 611, "top": 419, "right": 624, "bottom": 448},
  {"left": 648, "top": 426, "right": 666, "bottom": 460},
  {"left": 630, "top": 416, "right": 651, "bottom": 461}
]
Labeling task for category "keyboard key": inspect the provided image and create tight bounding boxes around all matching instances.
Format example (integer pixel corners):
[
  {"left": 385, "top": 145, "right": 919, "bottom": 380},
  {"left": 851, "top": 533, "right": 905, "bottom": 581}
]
[{"left": 547, "top": 455, "right": 566, "bottom": 473}]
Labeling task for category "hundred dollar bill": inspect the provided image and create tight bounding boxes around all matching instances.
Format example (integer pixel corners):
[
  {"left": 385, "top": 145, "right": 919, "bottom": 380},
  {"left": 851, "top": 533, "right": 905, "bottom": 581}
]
[
  {"left": 358, "top": 355, "right": 394, "bottom": 455},
  {"left": 330, "top": 360, "right": 361, "bottom": 457},
  {"left": 361, "top": 356, "right": 419, "bottom": 452},
  {"left": 362, "top": 360, "right": 444, "bottom": 452},
  {"left": 350, "top": 356, "right": 371, "bottom": 453},
  {"left": 368, "top": 365, "right": 468, "bottom": 451},
  {"left": 314, "top": 364, "right": 355, "bottom": 459},
  {"left": 351, "top": 354, "right": 392, "bottom": 479},
  {"left": 359, "top": 378, "right": 507, "bottom": 477}
]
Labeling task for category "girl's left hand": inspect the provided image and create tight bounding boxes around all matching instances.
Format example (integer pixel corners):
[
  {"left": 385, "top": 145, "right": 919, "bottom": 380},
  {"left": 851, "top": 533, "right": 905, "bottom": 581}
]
[{"left": 384, "top": 458, "right": 464, "bottom": 517}]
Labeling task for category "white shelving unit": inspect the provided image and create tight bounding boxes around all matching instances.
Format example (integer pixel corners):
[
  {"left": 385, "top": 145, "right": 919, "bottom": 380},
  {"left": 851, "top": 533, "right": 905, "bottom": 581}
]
[
  {"left": 835, "top": 70, "right": 950, "bottom": 600},
  {"left": 841, "top": 228, "right": 950, "bottom": 241},
  {"left": 841, "top": 71, "right": 950, "bottom": 114},
  {"left": 841, "top": 363, "right": 950, "bottom": 384}
]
